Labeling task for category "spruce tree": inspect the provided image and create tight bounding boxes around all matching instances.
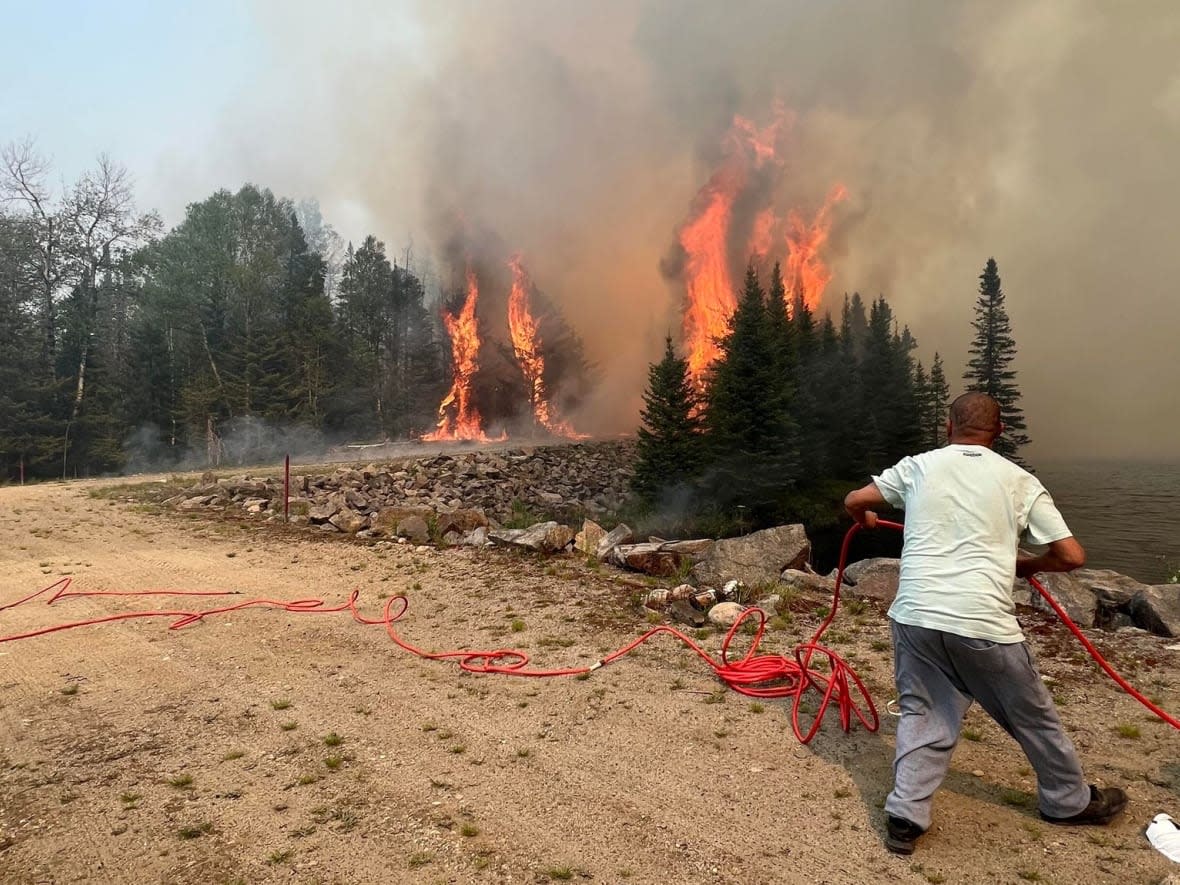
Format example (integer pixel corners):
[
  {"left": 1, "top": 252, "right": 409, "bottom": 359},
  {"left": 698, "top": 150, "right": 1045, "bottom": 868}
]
[
  {"left": 703, "top": 265, "right": 798, "bottom": 517},
  {"left": 927, "top": 352, "right": 950, "bottom": 449},
  {"left": 631, "top": 335, "right": 704, "bottom": 503},
  {"left": 913, "top": 360, "right": 930, "bottom": 448},
  {"left": 963, "top": 258, "right": 1030, "bottom": 462}
]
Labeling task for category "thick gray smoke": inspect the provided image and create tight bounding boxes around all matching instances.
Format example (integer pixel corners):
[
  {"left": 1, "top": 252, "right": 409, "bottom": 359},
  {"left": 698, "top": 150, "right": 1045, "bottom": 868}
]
[{"left": 231, "top": 0, "right": 1180, "bottom": 459}]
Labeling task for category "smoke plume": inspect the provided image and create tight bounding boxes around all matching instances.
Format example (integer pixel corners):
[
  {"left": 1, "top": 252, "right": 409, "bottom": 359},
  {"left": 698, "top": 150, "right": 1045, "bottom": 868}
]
[{"left": 221, "top": 0, "right": 1180, "bottom": 458}]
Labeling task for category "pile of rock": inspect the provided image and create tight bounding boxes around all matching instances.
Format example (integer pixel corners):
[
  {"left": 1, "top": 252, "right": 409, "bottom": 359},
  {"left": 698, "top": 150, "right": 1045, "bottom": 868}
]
[
  {"left": 165, "top": 441, "right": 635, "bottom": 544},
  {"left": 581, "top": 520, "right": 817, "bottom": 628},
  {"left": 161, "top": 440, "right": 1180, "bottom": 639}
]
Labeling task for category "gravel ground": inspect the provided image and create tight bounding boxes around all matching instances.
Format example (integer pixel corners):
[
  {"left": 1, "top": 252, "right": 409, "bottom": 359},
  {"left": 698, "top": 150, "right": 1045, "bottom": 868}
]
[{"left": 1, "top": 475, "right": 1178, "bottom": 884}]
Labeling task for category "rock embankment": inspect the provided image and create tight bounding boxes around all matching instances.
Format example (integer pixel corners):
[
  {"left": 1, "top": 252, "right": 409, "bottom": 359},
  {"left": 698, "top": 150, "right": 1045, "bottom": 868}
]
[
  {"left": 167, "top": 441, "right": 635, "bottom": 543},
  {"left": 162, "top": 439, "right": 1179, "bottom": 639}
]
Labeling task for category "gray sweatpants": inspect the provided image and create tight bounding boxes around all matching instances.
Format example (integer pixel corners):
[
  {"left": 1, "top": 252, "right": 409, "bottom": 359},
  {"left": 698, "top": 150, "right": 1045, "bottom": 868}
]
[{"left": 885, "top": 620, "right": 1091, "bottom": 829}]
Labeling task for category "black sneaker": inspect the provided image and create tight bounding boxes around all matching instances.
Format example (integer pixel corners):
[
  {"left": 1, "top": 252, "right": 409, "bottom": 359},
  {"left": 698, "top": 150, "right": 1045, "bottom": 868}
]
[
  {"left": 1040, "top": 785, "right": 1128, "bottom": 826},
  {"left": 885, "top": 815, "right": 926, "bottom": 855}
]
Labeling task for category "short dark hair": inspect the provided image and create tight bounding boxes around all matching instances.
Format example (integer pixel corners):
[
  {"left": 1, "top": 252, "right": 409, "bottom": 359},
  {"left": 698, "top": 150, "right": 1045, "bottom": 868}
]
[{"left": 949, "top": 392, "right": 1001, "bottom": 436}]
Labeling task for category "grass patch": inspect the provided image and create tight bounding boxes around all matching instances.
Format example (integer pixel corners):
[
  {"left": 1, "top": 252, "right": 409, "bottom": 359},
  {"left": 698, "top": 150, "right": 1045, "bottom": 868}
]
[
  {"left": 511, "top": 619, "right": 526, "bottom": 632},
  {"left": 962, "top": 727, "right": 983, "bottom": 742},
  {"left": 119, "top": 792, "right": 141, "bottom": 807},
  {"left": 324, "top": 756, "right": 344, "bottom": 770},
  {"left": 271, "top": 699, "right": 292, "bottom": 711},
  {"left": 60, "top": 684, "right": 79, "bottom": 696},
  {"left": 545, "top": 867, "right": 574, "bottom": 881},
  {"left": 460, "top": 823, "right": 479, "bottom": 837},
  {"left": 1114, "top": 723, "right": 1141, "bottom": 739},
  {"left": 267, "top": 849, "right": 294, "bottom": 865},
  {"left": 167, "top": 774, "right": 193, "bottom": 789},
  {"left": 323, "top": 732, "right": 343, "bottom": 747},
  {"left": 408, "top": 851, "right": 434, "bottom": 869},
  {"left": 221, "top": 750, "right": 245, "bottom": 761},
  {"left": 177, "top": 822, "right": 214, "bottom": 840},
  {"left": 280, "top": 721, "right": 298, "bottom": 732},
  {"left": 749, "top": 702, "right": 765, "bottom": 714},
  {"left": 1000, "top": 789, "right": 1032, "bottom": 808}
]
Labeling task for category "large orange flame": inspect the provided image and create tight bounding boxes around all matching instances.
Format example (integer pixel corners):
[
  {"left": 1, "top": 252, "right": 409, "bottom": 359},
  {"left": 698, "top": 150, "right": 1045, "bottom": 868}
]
[
  {"left": 679, "top": 112, "right": 786, "bottom": 386},
  {"left": 507, "top": 256, "right": 586, "bottom": 439},
  {"left": 784, "top": 184, "right": 847, "bottom": 314},
  {"left": 676, "top": 108, "right": 846, "bottom": 383},
  {"left": 423, "top": 267, "right": 500, "bottom": 442}
]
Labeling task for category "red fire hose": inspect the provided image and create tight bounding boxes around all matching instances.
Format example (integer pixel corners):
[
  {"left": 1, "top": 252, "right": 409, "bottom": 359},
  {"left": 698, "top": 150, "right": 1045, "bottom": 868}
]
[{"left": 2, "top": 520, "right": 1176, "bottom": 741}]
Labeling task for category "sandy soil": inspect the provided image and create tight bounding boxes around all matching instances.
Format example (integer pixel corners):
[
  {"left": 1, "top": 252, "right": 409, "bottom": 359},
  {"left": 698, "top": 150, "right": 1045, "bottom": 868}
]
[{"left": 1, "top": 476, "right": 1178, "bottom": 885}]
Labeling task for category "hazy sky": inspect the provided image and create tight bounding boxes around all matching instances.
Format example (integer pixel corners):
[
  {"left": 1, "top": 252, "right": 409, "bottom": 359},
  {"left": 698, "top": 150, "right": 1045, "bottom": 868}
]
[{"left": 3, "top": 1, "right": 1178, "bottom": 460}]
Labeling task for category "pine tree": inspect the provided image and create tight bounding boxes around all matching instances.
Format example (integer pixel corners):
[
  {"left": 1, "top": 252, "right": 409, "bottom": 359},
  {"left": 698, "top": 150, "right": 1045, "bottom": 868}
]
[
  {"left": 913, "top": 360, "right": 930, "bottom": 448},
  {"left": 963, "top": 258, "right": 1030, "bottom": 462},
  {"left": 927, "top": 352, "right": 950, "bottom": 449},
  {"left": 703, "top": 265, "right": 798, "bottom": 516},
  {"left": 631, "top": 335, "right": 704, "bottom": 503}
]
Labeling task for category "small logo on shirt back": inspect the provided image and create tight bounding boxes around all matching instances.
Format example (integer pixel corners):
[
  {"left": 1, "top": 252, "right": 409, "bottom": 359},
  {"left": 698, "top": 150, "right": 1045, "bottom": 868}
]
[{"left": 961, "top": 451, "right": 982, "bottom": 457}]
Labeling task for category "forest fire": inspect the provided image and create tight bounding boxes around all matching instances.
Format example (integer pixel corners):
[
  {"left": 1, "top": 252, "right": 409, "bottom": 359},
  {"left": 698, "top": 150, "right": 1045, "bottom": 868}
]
[
  {"left": 507, "top": 256, "right": 586, "bottom": 439},
  {"left": 784, "top": 184, "right": 847, "bottom": 313},
  {"left": 424, "top": 256, "right": 585, "bottom": 443},
  {"left": 674, "top": 110, "right": 845, "bottom": 387},
  {"left": 423, "top": 268, "right": 498, "bottom": 442}
]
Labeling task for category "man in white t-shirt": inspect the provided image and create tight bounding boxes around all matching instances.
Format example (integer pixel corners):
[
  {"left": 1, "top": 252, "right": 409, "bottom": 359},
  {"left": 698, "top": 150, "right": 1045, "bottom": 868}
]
[{"left": 843, "top": 392, "right": 1127, "bottom": 855}]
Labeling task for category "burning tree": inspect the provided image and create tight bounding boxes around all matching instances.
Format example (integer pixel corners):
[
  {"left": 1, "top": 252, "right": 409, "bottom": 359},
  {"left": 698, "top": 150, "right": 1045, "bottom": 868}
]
[
  {"left": 667, "top": 109, "right": 846, "bottom": 390},
  {"left": 424, "top": 268, "right": 500, "bottom": 442},
  {"left": 424, "top": 253, "right": 591, "bottom": 442}
]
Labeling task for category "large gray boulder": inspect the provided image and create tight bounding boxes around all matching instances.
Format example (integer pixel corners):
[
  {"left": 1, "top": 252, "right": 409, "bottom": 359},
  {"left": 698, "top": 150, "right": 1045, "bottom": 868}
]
[
  {"left": 595, "top": 523, "right": 634, "bottom": 560},
  {"left": 395, "top": 515, "right": 430, "bottom": 544},
  {"left": 1019, "top": 571, "right": 1099, "bottom": 627},
  {"left": 371, "top": 505, "right": 434, "bottom": 537},
  {"left": 839, "top": 558, "right": 900, "bottom": 602},
  {"left": 1075, "top": 568, "right": 1151, "bottom": 608},
  {"left": 691, "top": 524, "right": 810, "bottom": 589},
  {"left": 779, "top": 569, "right": 837, "bottom": 595},
  {"left": 329, "top": 507, "right": 370, "bottom": 534},
  {"left": 490, "top": 521, "right": 575, "bottom": 553},
  {"left": 1129, "top": 585, "right": 1180, "bottom": 637}
]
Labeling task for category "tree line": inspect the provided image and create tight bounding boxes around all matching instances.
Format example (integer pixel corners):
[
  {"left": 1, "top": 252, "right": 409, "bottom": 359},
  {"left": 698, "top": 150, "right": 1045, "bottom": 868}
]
[
  {"left": 0, "top": 144, "right": 448, "bottom": 480},
  {"left": 1, "top": 142, "right": 1030, "bottom": 497},
  {"left": 632, "top": 257, "right": 1029, "bottom": 531}
]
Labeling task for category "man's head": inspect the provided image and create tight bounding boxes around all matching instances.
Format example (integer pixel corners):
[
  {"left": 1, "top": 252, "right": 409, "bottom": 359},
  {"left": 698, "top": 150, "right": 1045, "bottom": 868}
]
[{"left": 947, "top": 392, "right": 1003, "bottom": 445}]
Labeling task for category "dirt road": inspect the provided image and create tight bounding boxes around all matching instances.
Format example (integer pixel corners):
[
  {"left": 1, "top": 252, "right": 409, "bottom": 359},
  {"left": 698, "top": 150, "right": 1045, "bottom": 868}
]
[{"left": 1, "top": 478, "right": 1177, "bottom": 884}]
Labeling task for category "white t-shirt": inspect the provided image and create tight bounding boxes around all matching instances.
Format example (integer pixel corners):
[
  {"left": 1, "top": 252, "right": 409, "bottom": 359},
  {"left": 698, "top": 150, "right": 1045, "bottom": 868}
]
[{"left": 872, "top": 444, "right": 1073, "bottom": 643}]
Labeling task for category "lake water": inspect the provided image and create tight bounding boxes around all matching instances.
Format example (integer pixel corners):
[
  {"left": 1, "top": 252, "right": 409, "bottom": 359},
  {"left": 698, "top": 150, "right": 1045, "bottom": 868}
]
[{"left": 1035, "top": 459, "right": 1180, "bottom": 584}]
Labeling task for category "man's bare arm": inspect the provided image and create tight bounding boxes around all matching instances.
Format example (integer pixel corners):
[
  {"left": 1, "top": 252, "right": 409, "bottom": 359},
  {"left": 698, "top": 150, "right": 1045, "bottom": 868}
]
[
  {"left": 1016, "top": 537, "right": 1086, "bottom": 578},
  {"left": 844, "top": 482, "right": 890, "bottom": 529}
]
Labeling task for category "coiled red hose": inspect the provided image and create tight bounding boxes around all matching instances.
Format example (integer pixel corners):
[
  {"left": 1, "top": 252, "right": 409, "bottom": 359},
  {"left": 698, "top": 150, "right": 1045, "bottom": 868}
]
[{"left": 3, "top": 519, "right": 1174, "bottom": 741}]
